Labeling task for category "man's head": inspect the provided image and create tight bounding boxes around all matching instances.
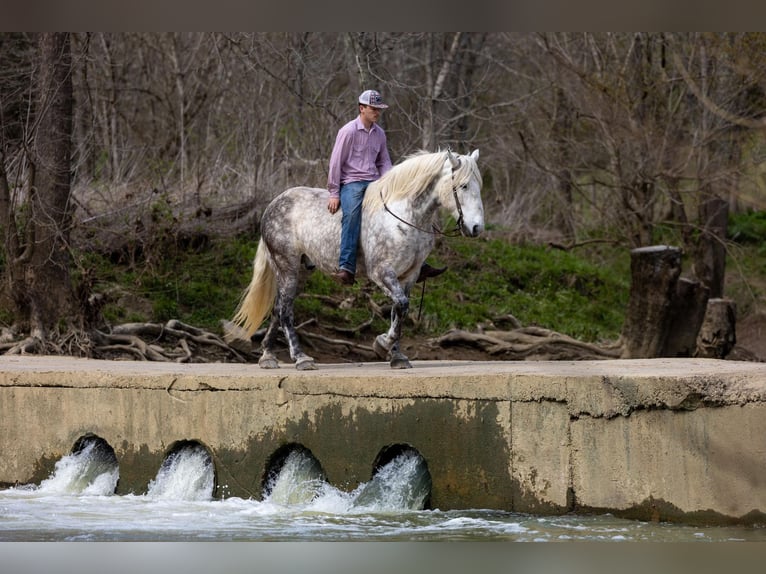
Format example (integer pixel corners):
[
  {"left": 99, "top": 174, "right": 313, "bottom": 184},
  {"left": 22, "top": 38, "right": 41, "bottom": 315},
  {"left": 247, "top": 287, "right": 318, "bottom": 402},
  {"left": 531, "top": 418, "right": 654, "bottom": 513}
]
[
  {"left": 358, "top": 89, "right": 388, "bottom": 127},
  {"left": 358, "top": 89, "right": 389, "bottom": 110}
]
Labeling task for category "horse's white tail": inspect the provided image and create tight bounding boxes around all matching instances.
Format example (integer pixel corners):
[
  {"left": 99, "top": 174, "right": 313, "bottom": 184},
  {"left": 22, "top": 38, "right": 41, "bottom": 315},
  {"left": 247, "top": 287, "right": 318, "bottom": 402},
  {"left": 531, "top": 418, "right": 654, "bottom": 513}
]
[{"left": 232, "top": 240, "right": 277, "bottom": 337}]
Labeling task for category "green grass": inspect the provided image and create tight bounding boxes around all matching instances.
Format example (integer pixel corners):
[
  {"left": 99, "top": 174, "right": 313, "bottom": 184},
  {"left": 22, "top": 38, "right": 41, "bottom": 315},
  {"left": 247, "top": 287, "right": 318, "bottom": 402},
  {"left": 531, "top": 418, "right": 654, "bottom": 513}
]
[
  {"left": 76, "top": 233, "right": 633, "bottom": 344},
  {"left": 729, "top": 209, "right": 766, "bottom": 245},
  {"left": 421, "top": 237, "right": 631, "bottom": 342},
  {"left": 726, "top": 210, "right": 766, "bottom": 317},
  {"left": 77, "top": 237, "right": 257, "bottom": 329}
]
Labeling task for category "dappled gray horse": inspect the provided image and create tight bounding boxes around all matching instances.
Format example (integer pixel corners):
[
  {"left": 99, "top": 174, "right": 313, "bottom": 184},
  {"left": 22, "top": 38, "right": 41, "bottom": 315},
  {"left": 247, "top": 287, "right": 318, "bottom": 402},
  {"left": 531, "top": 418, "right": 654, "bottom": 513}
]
[{"left": 233, "top": 149, "right": 484, "bottom": 370}]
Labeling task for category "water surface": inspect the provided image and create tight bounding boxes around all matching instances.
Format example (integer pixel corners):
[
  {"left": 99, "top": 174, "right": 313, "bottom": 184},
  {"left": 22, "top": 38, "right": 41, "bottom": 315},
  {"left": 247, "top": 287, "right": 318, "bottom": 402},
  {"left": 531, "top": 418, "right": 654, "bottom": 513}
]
[{"left": 1, "top": 440, "right": 764, "bottom": 542}]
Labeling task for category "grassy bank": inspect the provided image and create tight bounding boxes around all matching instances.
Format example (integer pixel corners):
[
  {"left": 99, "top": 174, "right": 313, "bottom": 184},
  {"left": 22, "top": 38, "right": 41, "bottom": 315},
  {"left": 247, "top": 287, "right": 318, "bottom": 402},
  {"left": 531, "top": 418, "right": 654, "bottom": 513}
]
[
  {"left": 84, "top": 230, "right": 632, "bottom": 344},
  {"left": 82, "top": 213, "right": 765, "bottom": 346}
]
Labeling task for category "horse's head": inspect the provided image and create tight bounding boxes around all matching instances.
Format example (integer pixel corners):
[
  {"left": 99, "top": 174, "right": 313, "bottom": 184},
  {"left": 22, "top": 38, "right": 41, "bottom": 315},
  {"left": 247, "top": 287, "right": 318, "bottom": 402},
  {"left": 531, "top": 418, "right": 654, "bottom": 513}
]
[{"left": 446, "top": 149, "right": 484, "bottom": 237}]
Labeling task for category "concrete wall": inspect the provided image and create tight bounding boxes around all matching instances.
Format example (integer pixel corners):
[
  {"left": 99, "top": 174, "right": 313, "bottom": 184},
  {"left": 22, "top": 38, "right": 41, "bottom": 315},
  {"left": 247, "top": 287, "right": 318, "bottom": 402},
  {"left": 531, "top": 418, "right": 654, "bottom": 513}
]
[{"left": 1, "top": 356, "right": 765, "bottom": 525}]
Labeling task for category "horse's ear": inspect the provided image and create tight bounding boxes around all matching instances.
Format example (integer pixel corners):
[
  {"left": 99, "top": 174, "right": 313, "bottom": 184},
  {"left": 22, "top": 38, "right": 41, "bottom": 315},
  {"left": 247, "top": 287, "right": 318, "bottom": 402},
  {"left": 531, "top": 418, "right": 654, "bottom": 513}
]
[
  {"left": 447, "top": 149, "right": 460, "bottom": 170},
  {"left": 470, "top": 149, "right": 480, "bottom": 161}
]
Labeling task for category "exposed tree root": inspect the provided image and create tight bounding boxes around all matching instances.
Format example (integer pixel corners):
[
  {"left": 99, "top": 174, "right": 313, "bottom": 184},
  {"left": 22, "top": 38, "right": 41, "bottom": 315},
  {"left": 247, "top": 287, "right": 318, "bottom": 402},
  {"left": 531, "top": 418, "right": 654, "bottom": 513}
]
[
  {"left": 298, "top": 328, "right": 376, "bottom": 355},
  {"left": 432, "top": 326, "right": 623, "bottom": 360},
  {"left": 0, "top": 320, "right": 258, "bottom": 363},
  {"left": 0, "top": 313, "right": 623, "bottom": 364},
  {"left": 1, "top": 336, "right": 45, "bottom": 355},
  {"left": 93, "top": 319, "right": 256, "bottom": 362}
]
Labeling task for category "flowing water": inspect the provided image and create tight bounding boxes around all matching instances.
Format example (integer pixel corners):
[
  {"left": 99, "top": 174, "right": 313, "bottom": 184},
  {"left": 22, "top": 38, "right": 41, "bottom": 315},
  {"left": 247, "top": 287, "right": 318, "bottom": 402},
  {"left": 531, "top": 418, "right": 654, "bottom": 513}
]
[{"left": 1, "top": 446, "right": 765, "bottom": 542}]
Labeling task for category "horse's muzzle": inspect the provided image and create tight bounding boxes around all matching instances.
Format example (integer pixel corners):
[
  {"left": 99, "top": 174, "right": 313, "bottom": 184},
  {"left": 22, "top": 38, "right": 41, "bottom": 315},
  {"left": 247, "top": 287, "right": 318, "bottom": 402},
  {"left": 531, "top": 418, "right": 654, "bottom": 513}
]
[{"left": 462, "top": 223, "right": 484, "bottom": 237}]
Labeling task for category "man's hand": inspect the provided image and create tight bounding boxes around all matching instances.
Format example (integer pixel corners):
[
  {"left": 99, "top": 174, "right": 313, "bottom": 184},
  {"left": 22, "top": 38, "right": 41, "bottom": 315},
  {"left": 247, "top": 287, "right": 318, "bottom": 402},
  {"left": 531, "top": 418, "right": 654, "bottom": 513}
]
[{"left": 328, "top": 196, "right": 340, "bottom": 214}]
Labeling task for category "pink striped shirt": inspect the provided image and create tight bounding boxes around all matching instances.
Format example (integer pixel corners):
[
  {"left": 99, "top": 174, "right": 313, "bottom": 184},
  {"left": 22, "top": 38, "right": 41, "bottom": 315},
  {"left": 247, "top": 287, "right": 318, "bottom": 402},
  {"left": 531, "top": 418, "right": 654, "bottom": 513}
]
[{"left": 327, "top": 116, "right": 392, "bottom": 197}]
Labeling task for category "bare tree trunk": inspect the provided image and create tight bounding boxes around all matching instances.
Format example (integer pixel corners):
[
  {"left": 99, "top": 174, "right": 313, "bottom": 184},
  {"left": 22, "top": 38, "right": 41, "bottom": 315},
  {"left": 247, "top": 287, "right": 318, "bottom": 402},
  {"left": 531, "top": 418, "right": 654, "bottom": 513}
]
[
  {"left": 11, "top": 33, "right": 81, "bottom": 338},
  {"left": 421, "top": 32, "right": 462, "bottom": 150},
  {"left": 620, "top": 245, "right": 682, "bottom": 358},
  {"left": 694, "top": 194, "right": 728, "bottom": 298},
  {"left": 167, "top": 34, "right": 187, "bottom": 195},
  {"left": 345, "top": 33, "right": 381, "bottom": 93},
  {"left": 551, "top": 87, "right": 576, "bottom": 240},
  {"left": 695, "top": 298, "right": 736, "bottom": 359}
]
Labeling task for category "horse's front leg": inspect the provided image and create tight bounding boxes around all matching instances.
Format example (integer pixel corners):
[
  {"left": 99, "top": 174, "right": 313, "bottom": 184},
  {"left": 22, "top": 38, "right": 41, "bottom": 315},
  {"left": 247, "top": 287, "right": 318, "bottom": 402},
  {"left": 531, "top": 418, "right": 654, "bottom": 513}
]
[
  {"left": 373, "top": 271, "right": 412, "bottom": 369},
  {"left": 276, "top": 282, "right": 317, "bottom": 371}
]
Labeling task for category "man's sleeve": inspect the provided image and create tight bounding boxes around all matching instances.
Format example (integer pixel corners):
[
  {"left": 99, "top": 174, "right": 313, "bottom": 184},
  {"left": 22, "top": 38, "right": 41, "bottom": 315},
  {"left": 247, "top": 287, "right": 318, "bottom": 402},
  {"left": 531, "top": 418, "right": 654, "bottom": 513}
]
[{"left": 327, "top": 127, "right": 351, "bottom": 197}]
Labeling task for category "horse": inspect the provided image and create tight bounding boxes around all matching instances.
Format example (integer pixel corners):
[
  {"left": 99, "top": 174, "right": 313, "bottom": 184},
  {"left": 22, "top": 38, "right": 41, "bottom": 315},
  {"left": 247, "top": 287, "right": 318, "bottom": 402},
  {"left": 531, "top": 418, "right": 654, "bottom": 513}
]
[{"left": 233, "top": 148, "right": 484, "bottom": 370}]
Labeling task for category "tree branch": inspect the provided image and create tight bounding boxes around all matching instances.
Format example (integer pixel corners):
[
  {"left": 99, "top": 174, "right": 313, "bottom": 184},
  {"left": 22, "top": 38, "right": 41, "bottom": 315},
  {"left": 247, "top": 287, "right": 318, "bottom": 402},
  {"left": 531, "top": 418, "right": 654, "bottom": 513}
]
[{"left": 671, "top": 50, "right": 766, "bottom": 130}]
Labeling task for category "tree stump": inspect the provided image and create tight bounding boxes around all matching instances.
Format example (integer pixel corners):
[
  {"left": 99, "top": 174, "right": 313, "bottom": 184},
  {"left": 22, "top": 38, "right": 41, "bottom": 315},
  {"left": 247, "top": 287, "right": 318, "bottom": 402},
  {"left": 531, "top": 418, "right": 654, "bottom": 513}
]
[
  {"left": 620, "top": 245, "right": 682, "bottom": 359},
  {"left": 661, "top": 277, "right": 710, "bottom": 357},
  {"left": 695, "top": 298, "right": 737, "bottom": 359}
]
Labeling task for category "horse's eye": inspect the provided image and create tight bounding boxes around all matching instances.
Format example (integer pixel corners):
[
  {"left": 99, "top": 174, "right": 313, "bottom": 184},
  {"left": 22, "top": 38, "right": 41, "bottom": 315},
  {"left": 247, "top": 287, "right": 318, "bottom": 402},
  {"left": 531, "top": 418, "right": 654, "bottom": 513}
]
[{"left": 460, "top": 183, "right": 469, "bottom": 190}]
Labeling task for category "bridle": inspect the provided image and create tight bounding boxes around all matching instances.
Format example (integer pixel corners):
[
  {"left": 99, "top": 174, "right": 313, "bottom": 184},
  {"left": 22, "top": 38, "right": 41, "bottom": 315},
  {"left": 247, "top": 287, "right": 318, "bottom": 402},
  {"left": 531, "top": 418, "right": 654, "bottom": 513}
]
[{"left": 380, "top": 152, "right": 467, "bottom": 238}]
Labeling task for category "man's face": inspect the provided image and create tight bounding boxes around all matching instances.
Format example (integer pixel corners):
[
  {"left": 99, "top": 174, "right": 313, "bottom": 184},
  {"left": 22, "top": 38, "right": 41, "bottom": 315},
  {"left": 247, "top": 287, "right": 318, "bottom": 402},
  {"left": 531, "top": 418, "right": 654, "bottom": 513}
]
[{"left": 360, "top": 104, "right": 383, "bottom": 124}]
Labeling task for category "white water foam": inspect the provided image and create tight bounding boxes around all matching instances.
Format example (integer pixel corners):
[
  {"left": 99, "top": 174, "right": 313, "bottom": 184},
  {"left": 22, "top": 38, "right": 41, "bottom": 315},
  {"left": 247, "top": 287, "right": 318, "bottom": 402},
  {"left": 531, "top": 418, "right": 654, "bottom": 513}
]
[
  {"left": 37, "top": 441, "right": 118, "bottom": 496},
  {"left": 146, "top": 446, "right": 215, "bottom": 501},
  {"left": 264, "top": 449, "right": 326, "bottom": 505},
  {"left": 351, "top": 451, "right": 431, "bottom": 511},
  {"left": 263, "top": 449, "right": 431, "bottom": 514}
]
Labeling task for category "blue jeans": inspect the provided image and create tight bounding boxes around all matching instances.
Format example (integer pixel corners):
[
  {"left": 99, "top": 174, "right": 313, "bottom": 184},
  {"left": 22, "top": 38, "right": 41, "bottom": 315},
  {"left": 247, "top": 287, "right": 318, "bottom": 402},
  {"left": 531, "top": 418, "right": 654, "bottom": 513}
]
[{"left": 338, "top": 180, "right": 372, "bottom": 274}]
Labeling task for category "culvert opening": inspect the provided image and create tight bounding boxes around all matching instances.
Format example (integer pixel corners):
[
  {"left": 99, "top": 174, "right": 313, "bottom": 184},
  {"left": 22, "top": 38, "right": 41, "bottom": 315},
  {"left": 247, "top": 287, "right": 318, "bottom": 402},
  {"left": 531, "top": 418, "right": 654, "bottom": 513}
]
[
  {"left": 261, "top": 443, "right": 327, "bottom": 504},
  {"left": 38, "top": 433, "right": 119, "bottom": 495},
  {"left": 147, "top": 440, "right": 216, "bottom": 501},
  {"left": 353, "top": 444, "right": 432, "bottom": 510}
]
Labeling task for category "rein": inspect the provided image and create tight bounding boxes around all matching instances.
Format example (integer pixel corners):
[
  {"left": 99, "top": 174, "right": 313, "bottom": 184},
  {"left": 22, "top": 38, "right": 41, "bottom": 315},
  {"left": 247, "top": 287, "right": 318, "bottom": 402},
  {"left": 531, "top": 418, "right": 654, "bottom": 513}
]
[{"left": 380, "top": 156, "right": 466, "bottom": 238}]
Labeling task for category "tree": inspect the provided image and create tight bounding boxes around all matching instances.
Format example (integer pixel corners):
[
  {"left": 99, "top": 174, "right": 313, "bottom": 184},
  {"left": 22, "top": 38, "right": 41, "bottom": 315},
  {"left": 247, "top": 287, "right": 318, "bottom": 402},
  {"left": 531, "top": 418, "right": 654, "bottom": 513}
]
[{"left": 0, "top": 32, "right": 84, "bottom": 349}]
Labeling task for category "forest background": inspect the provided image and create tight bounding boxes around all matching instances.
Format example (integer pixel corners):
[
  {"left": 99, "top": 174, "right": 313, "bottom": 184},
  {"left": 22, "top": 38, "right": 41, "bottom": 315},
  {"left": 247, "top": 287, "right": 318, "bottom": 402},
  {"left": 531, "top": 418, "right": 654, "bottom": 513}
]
[{"left": 0, "top": 32, "right": 764, "bottom": 363}]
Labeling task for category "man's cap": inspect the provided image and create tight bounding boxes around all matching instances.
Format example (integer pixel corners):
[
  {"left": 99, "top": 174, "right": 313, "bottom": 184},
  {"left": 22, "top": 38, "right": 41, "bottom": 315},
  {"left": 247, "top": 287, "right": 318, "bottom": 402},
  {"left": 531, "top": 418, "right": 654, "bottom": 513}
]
[{"left": 359, "top": 89, "right": 389, "bottom": 109}]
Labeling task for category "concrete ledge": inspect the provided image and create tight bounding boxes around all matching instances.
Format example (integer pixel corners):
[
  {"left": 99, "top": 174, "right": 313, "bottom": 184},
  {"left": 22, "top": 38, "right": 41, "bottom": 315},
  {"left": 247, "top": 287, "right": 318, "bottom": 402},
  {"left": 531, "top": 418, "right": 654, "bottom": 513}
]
[{"left": 1, "top": 356, "right": 765, "bottom": 524}]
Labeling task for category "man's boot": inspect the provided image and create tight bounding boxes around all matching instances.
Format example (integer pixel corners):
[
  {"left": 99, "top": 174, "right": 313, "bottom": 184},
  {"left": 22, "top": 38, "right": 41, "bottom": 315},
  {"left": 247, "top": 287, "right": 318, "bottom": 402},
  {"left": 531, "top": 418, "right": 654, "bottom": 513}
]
[
  {"left": 416, "top": 263, "right": 447, "bottom": 283},
  {"left": 331, "top": 269, "right": 356, "bottom": 285}
]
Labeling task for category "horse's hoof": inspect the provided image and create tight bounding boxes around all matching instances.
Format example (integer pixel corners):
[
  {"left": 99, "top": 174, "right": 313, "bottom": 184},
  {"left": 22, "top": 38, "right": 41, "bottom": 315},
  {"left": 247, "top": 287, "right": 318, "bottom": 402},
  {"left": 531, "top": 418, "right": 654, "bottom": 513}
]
[
  {"left": 259, "top": 356, "right": 279, "bottom": 369},
  {"left": 373, "top": 335, "right": 390, "bottom": 360},
  {"left": 390, "top": 353, "right": 412, "bottom": 369},
  {"left": 295, "top": 356, "right": 317, "bottom": 371}
]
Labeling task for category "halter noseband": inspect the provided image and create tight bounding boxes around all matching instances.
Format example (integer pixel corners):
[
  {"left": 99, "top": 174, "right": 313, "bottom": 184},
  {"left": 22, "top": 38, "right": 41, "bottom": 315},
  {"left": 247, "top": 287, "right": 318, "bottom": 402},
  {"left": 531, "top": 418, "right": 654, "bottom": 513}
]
[{"left": 381, "top": 152, "right": 467, "bottom": 237}]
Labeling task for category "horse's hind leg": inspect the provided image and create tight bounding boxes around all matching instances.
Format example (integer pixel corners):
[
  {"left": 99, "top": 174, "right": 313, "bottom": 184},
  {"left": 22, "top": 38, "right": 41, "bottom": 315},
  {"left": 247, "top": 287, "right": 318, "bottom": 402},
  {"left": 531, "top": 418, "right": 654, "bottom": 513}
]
[
  {"left": 258, "top": 309, "right": 281, "bottom": 369},
  {"left": 275, "top": 276, "right": 316, "bottom": 371}
]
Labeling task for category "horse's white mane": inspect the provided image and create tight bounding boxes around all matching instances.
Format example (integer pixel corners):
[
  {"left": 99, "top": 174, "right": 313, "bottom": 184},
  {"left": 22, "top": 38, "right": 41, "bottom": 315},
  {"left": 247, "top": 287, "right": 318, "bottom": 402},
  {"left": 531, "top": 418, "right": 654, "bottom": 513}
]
[{"left": 364, "top": 150, "right": 475, "bottom": 211}]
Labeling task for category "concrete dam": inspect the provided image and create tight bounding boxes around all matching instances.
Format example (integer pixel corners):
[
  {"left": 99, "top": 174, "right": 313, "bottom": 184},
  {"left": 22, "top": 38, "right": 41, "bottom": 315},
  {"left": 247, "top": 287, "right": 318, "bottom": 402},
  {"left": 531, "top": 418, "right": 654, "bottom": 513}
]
[{"left": 1, "top": 355, "right": 765, "bottom": 525}]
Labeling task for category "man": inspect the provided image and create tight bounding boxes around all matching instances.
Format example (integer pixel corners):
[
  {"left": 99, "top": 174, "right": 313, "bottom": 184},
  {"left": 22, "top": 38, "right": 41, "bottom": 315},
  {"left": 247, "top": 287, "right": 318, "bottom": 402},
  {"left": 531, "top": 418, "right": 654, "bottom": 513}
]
[{"left": 327, "top": 89, "right": 446, "bottom": 285}]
